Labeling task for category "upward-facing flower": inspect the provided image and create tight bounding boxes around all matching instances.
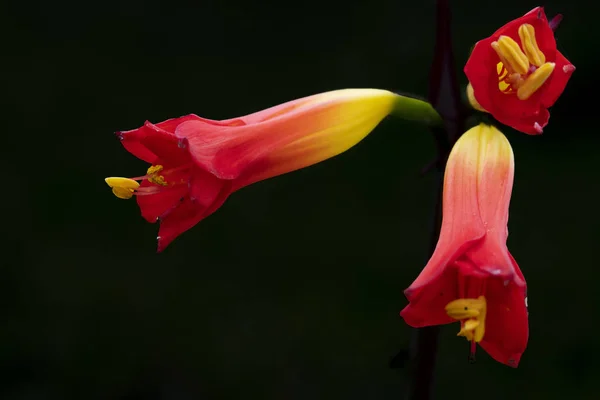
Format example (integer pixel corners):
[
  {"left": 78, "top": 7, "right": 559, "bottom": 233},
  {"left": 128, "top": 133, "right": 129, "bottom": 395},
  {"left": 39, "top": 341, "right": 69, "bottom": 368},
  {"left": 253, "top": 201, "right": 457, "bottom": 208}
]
[
  {"left": 106, "top": 89, "right": 438, "bottom": 252},
  {"left": 400, "top": 124, "right": 528, "bottom": 367},
  {"left": 465, "top": 7, "right": 575, "bottom": 135}
]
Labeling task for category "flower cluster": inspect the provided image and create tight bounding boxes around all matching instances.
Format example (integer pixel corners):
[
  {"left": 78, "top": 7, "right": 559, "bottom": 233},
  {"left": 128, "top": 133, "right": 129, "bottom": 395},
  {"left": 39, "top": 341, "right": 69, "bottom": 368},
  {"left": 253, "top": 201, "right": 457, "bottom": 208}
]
[{"left": 105, "top": 6, "right": 572, "bottom": 367}]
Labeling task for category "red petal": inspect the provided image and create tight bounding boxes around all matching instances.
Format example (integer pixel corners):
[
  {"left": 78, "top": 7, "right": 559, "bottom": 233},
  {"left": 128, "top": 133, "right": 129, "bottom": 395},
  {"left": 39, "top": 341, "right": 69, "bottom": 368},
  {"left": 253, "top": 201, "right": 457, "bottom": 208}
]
[
  {"left": 464, "top": 38, "right": 496, "bottom": 114},
  {"left": 497, "top": 107, "right": 550, "bottom": 135},
  {"left": 541, "top": 51, "right": 575, "bottom": 108},
  {"left": 490, "top": 7, "right": 556, "bottom": 61},
  {"left": 156, "top": 179, "right": 233, "bottom": 252},
  {"left": 188, "top": 168, "right": 227, "bottom": 208},
  {"left": 119, "top": 115, "right": 202, "bottom": 163},
  {"left": 480, "top": 279, "right": 528, "bottom": 367},
  {"left": 400, "top": 266, "right": 458, "bottom": 328},
  {"left": 463, "top": 237, "right": 524, "bottom": 287},
  {"left": 118, "top": 128, "right": 157, "bottom": 164},
  {"left": 136, "top": 162, "right": 191, "bottom": 223},
  {"left": 404, "top": 130, "right": 488, "bottom": 295},
  {"left": 174, "top": 119, "right": 236, "bottom": 177}
]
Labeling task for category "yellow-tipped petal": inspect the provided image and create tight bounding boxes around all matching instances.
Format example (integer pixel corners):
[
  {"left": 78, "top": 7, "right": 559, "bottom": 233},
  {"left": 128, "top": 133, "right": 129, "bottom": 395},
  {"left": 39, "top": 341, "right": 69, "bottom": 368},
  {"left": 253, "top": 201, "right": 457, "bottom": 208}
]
[
  {"left": 232, "top": 89, "right": 401, "bottom": 186},
  {"left": 446, "top": 124, "right": 514, "bottom": 230}
]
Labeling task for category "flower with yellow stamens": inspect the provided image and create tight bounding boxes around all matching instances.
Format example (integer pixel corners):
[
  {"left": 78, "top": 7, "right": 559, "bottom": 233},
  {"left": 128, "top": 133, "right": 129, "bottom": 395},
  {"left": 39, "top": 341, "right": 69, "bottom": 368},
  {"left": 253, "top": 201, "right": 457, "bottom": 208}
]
[
  {"left": 105, "top": 89, "right": 439, "bottom": 252},
  {"left": 400, "top": 124, "right": 528, "bottom": 367},
  {"left": 465, "top": 7, "right": 574, "bottom": 135}
]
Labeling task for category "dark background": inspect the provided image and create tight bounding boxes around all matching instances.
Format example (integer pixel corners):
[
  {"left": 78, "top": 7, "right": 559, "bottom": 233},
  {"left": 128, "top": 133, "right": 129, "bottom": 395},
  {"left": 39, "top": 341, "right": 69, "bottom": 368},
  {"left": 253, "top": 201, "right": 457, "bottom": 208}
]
[{"left": 3, "top": 0, "right": 598, "bottom": 398}]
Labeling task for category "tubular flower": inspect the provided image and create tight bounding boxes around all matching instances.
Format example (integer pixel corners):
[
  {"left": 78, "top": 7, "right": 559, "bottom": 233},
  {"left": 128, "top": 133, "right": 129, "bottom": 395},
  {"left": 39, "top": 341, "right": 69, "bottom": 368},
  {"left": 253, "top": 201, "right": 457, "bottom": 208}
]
[
  {"left": 400, "top": 124, "right": 528, "bottom": 367},
  {"left": 465, "top": 7, "right": 575, "bottom": 135},
  {"left": 106, "top": 89, "right": 401, "bottom": 252}
]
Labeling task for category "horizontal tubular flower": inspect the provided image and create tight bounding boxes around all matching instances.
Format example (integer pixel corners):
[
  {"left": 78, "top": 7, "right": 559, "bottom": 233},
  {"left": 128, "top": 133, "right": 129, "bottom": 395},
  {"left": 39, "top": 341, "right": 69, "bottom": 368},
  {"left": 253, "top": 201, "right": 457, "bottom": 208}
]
[
  {"left": 400, "top": 124, "right": 528, "bottom": 367},
  {"left": 106, "top": 89, "right": 403, "bottom": 252}
]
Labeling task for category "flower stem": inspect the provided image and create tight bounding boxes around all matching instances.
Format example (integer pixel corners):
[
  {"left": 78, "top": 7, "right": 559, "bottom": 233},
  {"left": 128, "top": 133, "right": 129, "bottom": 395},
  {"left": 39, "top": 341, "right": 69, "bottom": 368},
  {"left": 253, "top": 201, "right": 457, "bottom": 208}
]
[{"left": 404, "top": 0, "right": 466, "bottom": 398}]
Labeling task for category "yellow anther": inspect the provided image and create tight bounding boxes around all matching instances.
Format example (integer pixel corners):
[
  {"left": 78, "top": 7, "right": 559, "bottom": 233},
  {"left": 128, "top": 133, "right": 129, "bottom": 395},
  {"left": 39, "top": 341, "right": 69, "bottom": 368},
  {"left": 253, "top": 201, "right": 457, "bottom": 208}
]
[
  {"left": 147, "top": 165, "right": 163, "bottom": 175},
  {"left": 445, "top": 296, "right": 487, "bottom": 343},
  {"left": 146, "top": 164, "right": 168, "bottom": 187},
  {"left": 491, "top": 36, "right": 529, "bottom": 75},
  {"left": 497, "top": 62, "right": 508, "bottom": 80},
  {"left": 148, "top": 175, "right": 168, "bottom": 186},
  {"left": 517, "top": 62, "right": 555, "bottom": 100},
  {"left": 457, "top": 319, "right": 480, "bottom": 341},
  {"left": 466, "top": 83, "right": 487, "bottom": 112},
  {"left": 518, "top": 24, "right": 546, "bottom": 67},
  {"left": 105, "top": 177, "right": 140, "bottom": 200}
]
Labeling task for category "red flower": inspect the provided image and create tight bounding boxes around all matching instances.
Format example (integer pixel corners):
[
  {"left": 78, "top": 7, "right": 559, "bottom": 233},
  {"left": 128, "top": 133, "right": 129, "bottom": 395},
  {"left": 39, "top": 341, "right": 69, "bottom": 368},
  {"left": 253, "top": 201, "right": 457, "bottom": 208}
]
[
  {"left": 400, "top": 124, "right": 528, "bottom": 367},
  {"left": 105, "top": 89, "right": 400, "bottom": 252},
  {"left": 465, "top": 7, "right": 575, "bottom": 135}
]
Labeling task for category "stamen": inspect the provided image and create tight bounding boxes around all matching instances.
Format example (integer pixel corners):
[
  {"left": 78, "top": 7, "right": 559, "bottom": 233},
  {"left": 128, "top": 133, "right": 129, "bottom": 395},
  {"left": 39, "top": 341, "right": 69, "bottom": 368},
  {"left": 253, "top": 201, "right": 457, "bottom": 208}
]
[
  {"left": 459, "top": 319, "right": 480, "bottom": 335},
  {"left": 147, "top": 165, "right": 163, "bottom": 175},
  {"left": 517, "top": 62, "right": 555, "bottom": 100},
  {"left": 105, "top": 164, "right": 191, "bottom": 199},
  {"left": 518, "top": 24, "right": 546, "bottom": 67},
  {"left": 445, "top": 296, "right": 487, "bottom": 343},
  {"left": 146, "top": 165, "right": 168, "bottom": 187},
  {"left": 105, "top": 177, "right": 140, "bottom": 200},
  {"left": 148, "top": 175, "right": 167, "bottom": 186},
  {"left": 491, "top": 36, "right": 529, "bottom": 75},
  {"left": 497, "top": 62, "right": 508, "bottom": 80}
]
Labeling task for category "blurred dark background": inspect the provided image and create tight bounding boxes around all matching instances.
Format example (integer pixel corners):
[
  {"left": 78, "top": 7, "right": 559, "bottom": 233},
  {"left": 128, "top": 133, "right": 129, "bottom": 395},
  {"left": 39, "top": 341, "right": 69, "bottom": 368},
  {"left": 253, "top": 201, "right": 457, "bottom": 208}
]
[{"left": 2, "top": 0, "right": 597, "bottom": 398}]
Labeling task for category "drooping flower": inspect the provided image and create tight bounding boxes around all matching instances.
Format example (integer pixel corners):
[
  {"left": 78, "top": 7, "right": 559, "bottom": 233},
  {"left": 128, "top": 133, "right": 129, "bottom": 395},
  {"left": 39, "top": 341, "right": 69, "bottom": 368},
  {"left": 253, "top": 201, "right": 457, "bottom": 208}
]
[
  {"left": 400, "top": 124, "right": 528, "bottom": 367},
  {"left": 465, "top": 7, "right": 575, "bottom": 135},
  {"left": 106, "top": 89, "right": 436, "bottom": 252}
]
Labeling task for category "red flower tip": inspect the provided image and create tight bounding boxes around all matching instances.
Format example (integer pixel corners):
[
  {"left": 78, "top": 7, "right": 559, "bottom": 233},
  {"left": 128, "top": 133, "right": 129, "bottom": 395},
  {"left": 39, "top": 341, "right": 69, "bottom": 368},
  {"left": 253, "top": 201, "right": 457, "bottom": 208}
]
[{"left": 464, "top": 6, "right": 574, "bottom": 134}]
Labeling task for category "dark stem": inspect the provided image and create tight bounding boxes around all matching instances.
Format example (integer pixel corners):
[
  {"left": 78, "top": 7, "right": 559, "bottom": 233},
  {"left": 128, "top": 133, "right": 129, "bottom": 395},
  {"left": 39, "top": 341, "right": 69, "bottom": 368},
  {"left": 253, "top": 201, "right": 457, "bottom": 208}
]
[
  {"left": 404, "top": 158, "right": 444, "bottom": 400},
  {"left": 404, "top": 0, "right": 466, "bottom": 398}
]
